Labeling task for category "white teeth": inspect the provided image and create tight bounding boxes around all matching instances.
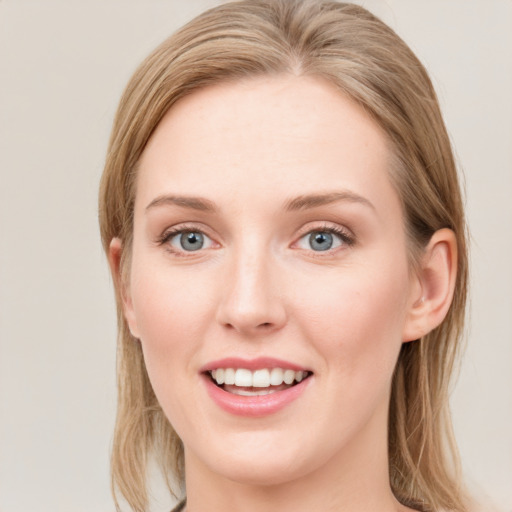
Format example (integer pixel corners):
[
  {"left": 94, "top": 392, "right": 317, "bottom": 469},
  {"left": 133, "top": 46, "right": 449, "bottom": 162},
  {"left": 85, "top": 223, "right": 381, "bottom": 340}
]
[
  {"left": 270, "top": 368, "right": 284, "bottom": 385},
  {"left": 253, "top": 369, "right": 270, "bottom": 387},
  {"left": 210, "top": 367, "right": 308, "bottom": 388},
  {"left": 283, "top": 369, "right": 295, "bottom": 385},
  {"left": 216, "top": 368, "right": 225, "bottom": 385},
  {"left": 235, "top": 369, "right": 253, "bottom": 387},
  {"left": 224, "top": 368, "right": 236, "bottom": 385},
  {"left": 230, "top": 388, "right": 275, "bottom": 396}
]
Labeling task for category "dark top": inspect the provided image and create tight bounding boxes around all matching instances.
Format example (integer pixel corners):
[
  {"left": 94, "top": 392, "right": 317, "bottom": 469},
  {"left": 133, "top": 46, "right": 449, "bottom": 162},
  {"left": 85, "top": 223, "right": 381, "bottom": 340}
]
[{"left": 170, "top": 500, "right": 186, "bottom": 512}]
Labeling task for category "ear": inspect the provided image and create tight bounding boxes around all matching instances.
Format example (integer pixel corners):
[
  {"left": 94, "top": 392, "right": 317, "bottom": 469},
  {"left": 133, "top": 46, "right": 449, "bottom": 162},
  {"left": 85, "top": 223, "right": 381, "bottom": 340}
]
[
  {"left": 108, "top": 238, "right": 140, "bottom": 339},
  {"left": 402, "top": 228, "right": 458, "bottom": 342}
]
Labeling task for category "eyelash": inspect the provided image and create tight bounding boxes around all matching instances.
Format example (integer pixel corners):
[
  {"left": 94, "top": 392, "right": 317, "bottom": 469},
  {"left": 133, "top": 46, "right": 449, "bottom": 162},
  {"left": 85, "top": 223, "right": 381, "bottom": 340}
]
[
  {"left": 157, "top": 223, "right": 355, "bottom": 257},
  {"left": 157, "top": 224, "right": 214, "bottom": 257},
  {"left": 296, "top": 224, "right": 355, "bottom": 251}
]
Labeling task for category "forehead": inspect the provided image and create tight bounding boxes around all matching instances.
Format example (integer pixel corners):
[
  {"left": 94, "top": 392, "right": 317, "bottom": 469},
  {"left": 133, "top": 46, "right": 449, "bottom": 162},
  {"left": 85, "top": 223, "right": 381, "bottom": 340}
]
[{"left": 136, "top": 74, "right": 398, "bottom": 216}]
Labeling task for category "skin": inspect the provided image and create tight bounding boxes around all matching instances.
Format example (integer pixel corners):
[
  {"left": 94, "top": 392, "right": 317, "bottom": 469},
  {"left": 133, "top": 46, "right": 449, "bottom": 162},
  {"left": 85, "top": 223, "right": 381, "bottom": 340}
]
[{"left": 110, "top": 75, "right": 457, "bottom": 512}]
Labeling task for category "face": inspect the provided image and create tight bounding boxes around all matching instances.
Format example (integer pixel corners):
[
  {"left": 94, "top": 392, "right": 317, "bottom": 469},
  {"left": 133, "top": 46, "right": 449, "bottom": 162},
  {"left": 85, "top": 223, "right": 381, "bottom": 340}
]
[{"left": 122, "top": 75, "right": 420, "bottom": 487}]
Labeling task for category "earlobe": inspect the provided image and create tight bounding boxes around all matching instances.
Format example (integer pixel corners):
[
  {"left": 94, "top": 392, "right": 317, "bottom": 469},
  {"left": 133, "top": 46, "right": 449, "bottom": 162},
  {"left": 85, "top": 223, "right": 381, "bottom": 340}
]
[
  {"left": 108, "top": 238, "right": 140, "bottom": 339},
  {"left": 402, "top": 228, "right": 458, "bottom": 342}
]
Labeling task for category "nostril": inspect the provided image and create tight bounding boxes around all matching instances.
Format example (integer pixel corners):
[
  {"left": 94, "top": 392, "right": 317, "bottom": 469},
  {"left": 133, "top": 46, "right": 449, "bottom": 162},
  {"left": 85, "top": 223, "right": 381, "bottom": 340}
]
[{"left": 256, "top": 322, "right": 276, "bottom": 330}]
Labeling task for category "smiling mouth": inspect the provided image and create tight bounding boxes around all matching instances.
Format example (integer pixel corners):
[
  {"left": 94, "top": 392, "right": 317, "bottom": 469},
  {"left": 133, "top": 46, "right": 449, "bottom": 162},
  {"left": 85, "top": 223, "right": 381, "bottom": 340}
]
[{"left": 207, "top": 368, "right": 312, "bottom": 396}]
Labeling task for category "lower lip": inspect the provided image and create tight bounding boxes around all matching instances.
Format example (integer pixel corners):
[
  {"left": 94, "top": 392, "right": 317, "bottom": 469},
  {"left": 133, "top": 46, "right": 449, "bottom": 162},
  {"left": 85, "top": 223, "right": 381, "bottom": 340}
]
[{"left": 203, "top": 374, "right": 311, "bottom": 417}]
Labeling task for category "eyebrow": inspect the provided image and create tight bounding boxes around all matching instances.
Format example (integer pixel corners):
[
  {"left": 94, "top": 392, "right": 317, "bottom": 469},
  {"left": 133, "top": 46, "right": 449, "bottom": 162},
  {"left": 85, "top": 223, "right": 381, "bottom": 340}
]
[
  {"left": 284, "top": 191, "right": 375, "bottom": 211},
  {"left": 145, "top": 190, "right": 374, "bottom": 214},
  {"left": 145, "top": 195, "right": 217, "bottom": 213}
]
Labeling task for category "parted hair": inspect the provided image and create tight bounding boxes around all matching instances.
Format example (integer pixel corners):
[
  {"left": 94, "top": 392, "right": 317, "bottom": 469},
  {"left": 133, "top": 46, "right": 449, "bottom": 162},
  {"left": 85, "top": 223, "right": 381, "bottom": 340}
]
[{"left": 99, "top": 1, "right": 470, "bottom": 511}]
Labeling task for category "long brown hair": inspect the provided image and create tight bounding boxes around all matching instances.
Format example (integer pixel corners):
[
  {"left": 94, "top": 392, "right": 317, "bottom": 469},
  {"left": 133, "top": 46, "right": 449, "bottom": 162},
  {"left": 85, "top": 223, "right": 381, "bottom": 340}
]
[{"left": 99, "top": 1, "right": 469, "bottom": 510}]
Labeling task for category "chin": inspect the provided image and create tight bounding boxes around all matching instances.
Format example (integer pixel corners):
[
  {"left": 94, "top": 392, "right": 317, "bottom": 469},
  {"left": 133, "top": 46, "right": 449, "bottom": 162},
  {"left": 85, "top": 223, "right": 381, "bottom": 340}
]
[
  {"left": 216, "top": 457, "right": 311, "bottom": 487},
  {"left": 193, "top": 433, "right": 322, "bottom": 487}
]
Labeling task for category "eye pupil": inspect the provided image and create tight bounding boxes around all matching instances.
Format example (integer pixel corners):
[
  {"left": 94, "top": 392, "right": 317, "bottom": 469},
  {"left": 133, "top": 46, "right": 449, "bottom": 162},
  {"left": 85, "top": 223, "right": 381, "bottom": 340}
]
[
  {"left": 181, "top": 232, "right": 204, "bottom": 251},
  {"left": 309, "top": 231, "right": 333, "bottom": 251}
]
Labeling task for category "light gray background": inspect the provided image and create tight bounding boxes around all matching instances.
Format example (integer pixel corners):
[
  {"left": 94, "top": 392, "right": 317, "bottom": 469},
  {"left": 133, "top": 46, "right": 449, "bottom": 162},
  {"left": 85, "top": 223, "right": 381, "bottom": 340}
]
[{"left": 0, "top": 1, "right": 511, "bottom": 511}]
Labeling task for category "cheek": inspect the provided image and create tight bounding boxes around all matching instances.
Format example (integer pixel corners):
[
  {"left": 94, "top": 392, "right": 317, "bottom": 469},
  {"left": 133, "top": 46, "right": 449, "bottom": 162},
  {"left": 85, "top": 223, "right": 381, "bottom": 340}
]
[
  {"left": 296, "top": 258, "right": 410, "bottom": 378},
  {"left": 293, "top": 262, "right": 410, "bottom": 439},
  {"left": 130, "top": 258, "right": 214, "bottom": 339},
  {"left": 128, "top": 262, "right": 216, "bottom": 397}
]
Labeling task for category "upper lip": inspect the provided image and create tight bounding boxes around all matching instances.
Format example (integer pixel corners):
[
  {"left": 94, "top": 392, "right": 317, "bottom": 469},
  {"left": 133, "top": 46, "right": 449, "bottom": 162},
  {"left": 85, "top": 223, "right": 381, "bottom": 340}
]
[{"left": 200, "top": 357, "right": 310, "bottom": 373}]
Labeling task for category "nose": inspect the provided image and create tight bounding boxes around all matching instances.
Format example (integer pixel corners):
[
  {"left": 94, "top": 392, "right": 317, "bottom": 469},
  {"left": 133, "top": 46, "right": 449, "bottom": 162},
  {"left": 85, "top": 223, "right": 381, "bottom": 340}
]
[{"left": 216, "top": 246, "right": 287, "bottom": 337}]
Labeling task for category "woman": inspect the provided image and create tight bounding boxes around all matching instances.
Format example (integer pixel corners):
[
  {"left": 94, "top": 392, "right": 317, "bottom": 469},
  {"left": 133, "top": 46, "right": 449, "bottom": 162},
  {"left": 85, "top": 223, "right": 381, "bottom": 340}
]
[{"left": 99, "top": 1, "right": 471, "bottom": 511}]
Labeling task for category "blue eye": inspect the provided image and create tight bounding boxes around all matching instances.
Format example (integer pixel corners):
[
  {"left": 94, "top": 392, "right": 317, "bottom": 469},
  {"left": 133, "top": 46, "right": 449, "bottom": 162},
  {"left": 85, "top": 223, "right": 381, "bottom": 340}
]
[
  {"left": 308, "top": 231, "right": 334, "bottom": 251},
  {"left": 297, "top": 229, "right": 348, "bottom": 252},
  {"left": 168, "top": 230, "right": 213, "bottom": 252}
]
